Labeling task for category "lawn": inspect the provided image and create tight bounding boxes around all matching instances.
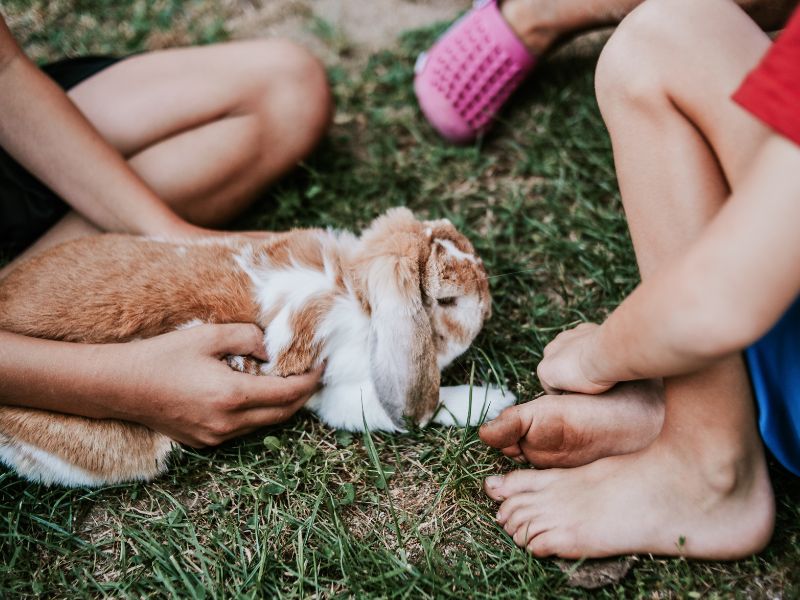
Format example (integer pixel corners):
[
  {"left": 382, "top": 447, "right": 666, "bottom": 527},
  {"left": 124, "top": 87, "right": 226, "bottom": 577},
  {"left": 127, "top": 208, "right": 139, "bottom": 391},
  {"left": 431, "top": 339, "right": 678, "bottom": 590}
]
[{"left": 2, "top": 1, "right": 799, "bottom": 597}]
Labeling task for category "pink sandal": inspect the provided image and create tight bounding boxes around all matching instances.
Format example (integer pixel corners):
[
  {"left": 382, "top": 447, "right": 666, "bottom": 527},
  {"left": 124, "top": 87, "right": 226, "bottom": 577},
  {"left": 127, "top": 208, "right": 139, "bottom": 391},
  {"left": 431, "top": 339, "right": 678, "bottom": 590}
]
[{"left": 414, "top": 0, "right": 537, "bottom": 144}]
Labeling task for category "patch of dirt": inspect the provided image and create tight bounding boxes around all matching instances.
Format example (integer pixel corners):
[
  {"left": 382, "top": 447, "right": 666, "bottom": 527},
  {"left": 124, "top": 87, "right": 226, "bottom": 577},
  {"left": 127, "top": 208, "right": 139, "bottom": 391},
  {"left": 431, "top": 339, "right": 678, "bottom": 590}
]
[
  {"left": 228, "top": 0, "right": 469, "bottom": 68},
  {"left": 556, "top": 556, "right": 636, "bottom": 589},
  {"left": 338, "top": 453, "right": 487, "bottom": 567}
]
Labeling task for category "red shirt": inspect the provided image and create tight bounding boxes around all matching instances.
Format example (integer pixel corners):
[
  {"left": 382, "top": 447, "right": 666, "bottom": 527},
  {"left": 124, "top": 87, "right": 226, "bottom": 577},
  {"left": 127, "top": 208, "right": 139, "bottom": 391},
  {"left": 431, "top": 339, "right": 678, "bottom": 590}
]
[{"left": 734, "top": 6, "right": 800, "bottom": 146}]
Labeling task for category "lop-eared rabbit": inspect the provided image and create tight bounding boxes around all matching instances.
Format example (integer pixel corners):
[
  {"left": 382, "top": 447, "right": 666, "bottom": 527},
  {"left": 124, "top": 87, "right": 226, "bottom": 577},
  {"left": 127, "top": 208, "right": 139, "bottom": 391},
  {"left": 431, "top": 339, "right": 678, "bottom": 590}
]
[{"left": 0, "top": 208, "right": 514, "bottom": 487}]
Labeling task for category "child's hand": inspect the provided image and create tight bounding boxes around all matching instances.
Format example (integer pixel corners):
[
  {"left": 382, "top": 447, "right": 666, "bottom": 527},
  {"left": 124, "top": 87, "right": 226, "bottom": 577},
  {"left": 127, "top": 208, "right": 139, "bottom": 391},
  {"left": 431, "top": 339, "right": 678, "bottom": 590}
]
[
  {"left": 117, "top": 324, "right": 323, "bottom": 447},
  {"left": 0, "top": 324, "right": 323, "bottom": 449},
  {"left": 536, "top": 323, "right": 615, "bottom": 395}
]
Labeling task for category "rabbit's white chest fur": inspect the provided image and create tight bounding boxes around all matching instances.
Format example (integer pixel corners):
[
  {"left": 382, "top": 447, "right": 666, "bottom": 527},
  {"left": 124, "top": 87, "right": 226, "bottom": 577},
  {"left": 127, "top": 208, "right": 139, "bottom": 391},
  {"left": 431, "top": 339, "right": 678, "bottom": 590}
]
[
  {"left": 232, "top": 235, "right": 515, "bottom": 432},
  {"left": 304, "top": 297, "right": 394, "bottom": 430},
  {"left": 238, "top": 249, "right": 396, "bottom": 429}
]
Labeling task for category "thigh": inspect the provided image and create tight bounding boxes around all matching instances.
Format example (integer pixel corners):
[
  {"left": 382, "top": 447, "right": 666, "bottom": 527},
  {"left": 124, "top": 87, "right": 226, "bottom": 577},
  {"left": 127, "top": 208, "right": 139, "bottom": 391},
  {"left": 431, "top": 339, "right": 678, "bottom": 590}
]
[
  {"left": 66, "top": 40, "right": 292, "bottom": 158},
  {"left": 663, "top": 0, "right": 772, "bottom": 186}
]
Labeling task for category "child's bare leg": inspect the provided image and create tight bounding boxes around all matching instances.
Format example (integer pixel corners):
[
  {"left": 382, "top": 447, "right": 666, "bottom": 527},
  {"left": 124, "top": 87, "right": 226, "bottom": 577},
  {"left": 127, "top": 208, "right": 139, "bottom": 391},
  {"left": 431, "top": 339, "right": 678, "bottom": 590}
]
[
  {"left": 76, "top": 40, "right": 330, "bottom": 225},
  {"left": 2, "top": 40, "right": 330, "bottom": 276},
  {"left": 500, "top": 0, "right": 795, "bottom": 53},
  {"left": 484, "top": 0, "right": 776, "bottom": 558},
  {"left": 483, "top": 0, "right": 788, "bottom": 468},
  {"left": 481, "top": 0, "right": 775, "bottom": 468}
]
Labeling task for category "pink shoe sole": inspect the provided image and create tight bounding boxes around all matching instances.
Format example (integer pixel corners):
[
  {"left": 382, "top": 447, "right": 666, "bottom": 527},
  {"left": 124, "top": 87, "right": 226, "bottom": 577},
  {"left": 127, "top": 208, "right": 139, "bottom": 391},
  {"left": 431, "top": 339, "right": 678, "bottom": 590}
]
[{"left": 414, "top": 0, "right": 537, "bottom": 144}]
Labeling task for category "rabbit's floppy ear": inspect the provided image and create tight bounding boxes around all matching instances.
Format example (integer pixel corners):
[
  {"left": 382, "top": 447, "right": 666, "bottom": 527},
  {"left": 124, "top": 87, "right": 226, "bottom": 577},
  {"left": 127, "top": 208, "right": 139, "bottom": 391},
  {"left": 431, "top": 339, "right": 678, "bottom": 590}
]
[{"left": 358, "top": 208, "right": 440, "bottom": 427}]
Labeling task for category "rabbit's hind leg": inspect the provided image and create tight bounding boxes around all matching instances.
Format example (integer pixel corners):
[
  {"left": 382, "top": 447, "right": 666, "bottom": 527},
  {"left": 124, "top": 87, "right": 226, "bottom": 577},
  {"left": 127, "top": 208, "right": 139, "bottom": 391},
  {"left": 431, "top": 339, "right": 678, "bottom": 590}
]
[{"left": 0, "top": 407, "right": 175, "bottom": 487}]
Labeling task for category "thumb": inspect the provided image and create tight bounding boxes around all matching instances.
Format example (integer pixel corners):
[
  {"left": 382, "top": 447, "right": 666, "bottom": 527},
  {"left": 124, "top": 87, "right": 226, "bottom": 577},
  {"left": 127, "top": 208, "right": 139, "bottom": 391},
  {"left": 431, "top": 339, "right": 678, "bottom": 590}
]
[{"left": 200, "top": 323, "right": 267, "bottom": 359}]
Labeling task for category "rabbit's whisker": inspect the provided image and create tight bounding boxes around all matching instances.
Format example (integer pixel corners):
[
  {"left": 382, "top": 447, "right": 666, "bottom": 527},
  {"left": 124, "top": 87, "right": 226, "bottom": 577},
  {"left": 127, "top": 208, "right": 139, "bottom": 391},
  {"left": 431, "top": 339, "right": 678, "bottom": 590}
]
[
  {"left": 459, "top": 267, "right": 540, "bottom": 285},
  {"left": 485, "top": 267, "right": 540, "bottom": 280}
]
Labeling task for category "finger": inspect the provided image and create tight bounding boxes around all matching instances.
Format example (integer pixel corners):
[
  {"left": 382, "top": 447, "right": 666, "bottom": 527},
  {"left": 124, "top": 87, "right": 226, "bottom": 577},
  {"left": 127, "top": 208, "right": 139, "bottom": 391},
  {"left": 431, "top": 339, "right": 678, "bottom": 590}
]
[
  {"left": 166, "top": 432, "right": 205, "bottom": 448},
  {"left": 234, "top": 393, "right": 310, "bottom": 431},
  {"left": 238, "top": 230, "right": 278, "bottom": 240},
  {"left": 541, "top": 335, "right": 564, "bottom": 357},
  {"left": 250, "top": 346, "right": 269, "bottom": 362},
  {"left": 536, "top": 363, "right": 561, "bottom": 395},
  {"left": 540, "top": 381, "right": 562, "bottom": 395},
  {"left": 237, "top": 364, "right": 324, "bottom": 408},
  {"left": 220, "top": 424, "right": 261, "bottom": 442},
  {"left": 201, "top": 323, "right": 267, "bottom": 359}
]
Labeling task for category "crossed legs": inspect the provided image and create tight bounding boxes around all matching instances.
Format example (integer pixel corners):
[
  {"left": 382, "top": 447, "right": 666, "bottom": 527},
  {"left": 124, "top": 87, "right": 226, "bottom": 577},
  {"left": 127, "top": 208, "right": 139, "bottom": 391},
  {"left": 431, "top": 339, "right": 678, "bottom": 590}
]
[
  {"left": 2, "top": 39, "right": 331, "bottom": 276},
  {"left": 482, "top": 0, "right": 777, "bottom": 558}
]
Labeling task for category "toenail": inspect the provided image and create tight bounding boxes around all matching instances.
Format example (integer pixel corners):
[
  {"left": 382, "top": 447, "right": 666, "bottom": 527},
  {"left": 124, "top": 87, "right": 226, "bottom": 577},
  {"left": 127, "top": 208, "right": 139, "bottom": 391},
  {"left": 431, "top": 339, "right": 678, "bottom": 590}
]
[{"left": 486, "top": 475, "right": 503, "bottom": 489}]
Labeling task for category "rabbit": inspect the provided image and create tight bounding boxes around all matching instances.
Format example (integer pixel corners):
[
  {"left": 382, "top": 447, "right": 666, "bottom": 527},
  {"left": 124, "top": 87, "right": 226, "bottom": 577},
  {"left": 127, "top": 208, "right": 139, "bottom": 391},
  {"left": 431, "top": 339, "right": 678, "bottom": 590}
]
[{"left": 0, "top": 207, "right": 515, "bottom": 487}]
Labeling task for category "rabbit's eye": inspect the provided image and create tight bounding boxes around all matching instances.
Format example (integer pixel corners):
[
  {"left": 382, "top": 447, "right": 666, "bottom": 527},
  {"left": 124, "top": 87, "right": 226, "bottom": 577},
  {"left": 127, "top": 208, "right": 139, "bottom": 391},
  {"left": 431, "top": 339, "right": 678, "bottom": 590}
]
[{"left": 437, "top": 297, "right": 457, "bottom": 307}]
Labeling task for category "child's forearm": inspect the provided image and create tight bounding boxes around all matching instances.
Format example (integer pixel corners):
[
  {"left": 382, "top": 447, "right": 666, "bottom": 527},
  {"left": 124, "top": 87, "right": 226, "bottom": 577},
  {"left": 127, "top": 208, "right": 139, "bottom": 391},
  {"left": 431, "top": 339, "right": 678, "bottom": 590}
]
[
  {"left": 583, "top": 135, "right": 800, "bottom": 384},
  {"left": 0, "top": 327, "right": 320, "bottom": 448},
  {"left": 0, "top": 330, "right": 133, "bottom": 420},
  {"left": 0, "top": 18, "right": 196, "bottom": 238}
]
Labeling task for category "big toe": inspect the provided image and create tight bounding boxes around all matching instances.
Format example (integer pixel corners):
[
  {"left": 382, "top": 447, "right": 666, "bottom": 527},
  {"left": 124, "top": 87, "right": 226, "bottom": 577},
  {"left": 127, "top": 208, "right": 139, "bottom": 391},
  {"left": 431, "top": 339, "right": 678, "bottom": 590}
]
[
  {"left": 484, "top": 468, "right": 555, "bottom": 501},
  {"left": 479, "top": 405, "right": 529, "bottom": 449}
]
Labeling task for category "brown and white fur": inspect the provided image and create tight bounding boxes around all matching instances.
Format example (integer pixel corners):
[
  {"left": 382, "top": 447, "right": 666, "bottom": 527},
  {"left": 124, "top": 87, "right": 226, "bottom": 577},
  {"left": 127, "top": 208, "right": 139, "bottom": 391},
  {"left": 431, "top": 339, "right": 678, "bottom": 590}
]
[{"left": 0, "top": 208, "right": 514, "bottom": 487}]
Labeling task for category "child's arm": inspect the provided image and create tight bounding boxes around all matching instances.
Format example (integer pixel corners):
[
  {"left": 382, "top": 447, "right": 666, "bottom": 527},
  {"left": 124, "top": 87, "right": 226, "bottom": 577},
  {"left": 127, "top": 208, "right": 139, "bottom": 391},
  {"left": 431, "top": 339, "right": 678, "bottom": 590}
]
[
  {"left": 0, "top": 17, "right": 200, "bottom": 238},
  {"left": 0, "top": 326, "right": 322, "bottom": 447},
  {"left": 538, "top": 134, "right": 800, "bottom": 393}
]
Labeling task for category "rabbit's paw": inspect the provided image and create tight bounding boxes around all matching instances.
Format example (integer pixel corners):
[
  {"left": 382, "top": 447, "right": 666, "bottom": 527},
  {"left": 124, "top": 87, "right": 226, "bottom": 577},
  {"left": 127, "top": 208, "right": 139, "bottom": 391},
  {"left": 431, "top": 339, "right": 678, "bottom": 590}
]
[{"left": 433, "top": 385, "right": 516, "bottom": 427}]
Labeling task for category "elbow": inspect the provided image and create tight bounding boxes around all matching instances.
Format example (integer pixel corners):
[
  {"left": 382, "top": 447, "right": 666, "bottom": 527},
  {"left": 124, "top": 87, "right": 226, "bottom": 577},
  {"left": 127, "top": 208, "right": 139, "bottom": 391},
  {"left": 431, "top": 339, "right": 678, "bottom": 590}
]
[
  {"left": 672, "top": 296, "right": 776, "bottom": 362},
  {"left": 0, "top": 47, "right": 21, "bottom": 78},
  {"left": 0, "top": 14, "right": 22, "bottom": 76},
  {"left": 688, "top": 321, "right": 761, "bottom": 362}
]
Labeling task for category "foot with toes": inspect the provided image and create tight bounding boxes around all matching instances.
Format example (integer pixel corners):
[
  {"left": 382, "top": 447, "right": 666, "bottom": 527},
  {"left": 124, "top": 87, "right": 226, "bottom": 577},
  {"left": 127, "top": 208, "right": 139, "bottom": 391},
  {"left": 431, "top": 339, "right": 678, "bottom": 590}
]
[
  {"left": 482, "top": 439, "right": 775, "bottom": 559},
  {"left": 479, "top": 381, "right": 664, "bottom": 468}
]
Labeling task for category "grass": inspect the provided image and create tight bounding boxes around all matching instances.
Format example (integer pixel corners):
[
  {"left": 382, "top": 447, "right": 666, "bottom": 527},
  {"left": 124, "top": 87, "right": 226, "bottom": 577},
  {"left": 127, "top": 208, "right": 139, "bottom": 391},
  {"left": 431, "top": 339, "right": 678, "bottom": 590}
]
[{"left": 2, "top": 1, "right": 800, "bottom": 597}]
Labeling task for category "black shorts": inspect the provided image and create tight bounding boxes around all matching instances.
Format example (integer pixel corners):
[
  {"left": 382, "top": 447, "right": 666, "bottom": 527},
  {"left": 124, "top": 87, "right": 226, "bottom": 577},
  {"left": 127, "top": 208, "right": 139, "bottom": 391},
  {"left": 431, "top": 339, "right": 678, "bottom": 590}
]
[{"left": 0, "top": 56, "right": 120, "bottom": 256}]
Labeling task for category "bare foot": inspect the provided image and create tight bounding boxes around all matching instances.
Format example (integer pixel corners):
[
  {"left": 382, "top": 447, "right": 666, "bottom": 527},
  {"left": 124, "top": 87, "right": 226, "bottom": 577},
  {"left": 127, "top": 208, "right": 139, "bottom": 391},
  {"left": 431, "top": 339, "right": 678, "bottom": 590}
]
[
  {"left": 479, "top": 381, "right": 664, "bottom": 468},
  {"left": 501, "top": 0, "right": 561, "bottom": 54},
  {"left": 483, "top": 439, "right": 775, "bottom": 559}
]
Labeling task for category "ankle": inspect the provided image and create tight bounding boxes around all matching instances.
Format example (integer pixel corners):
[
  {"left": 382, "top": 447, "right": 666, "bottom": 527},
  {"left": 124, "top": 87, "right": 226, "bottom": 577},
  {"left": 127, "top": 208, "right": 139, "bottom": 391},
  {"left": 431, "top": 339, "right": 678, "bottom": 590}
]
[
  {"left": 701, "top": 451, "right": 759, "bottom": 498},
  {"left": 499, "top": 0, "right": 561, "bottom": 54},
  {"left": 657, "top": 432, "right": 767, "bottom": 498}
]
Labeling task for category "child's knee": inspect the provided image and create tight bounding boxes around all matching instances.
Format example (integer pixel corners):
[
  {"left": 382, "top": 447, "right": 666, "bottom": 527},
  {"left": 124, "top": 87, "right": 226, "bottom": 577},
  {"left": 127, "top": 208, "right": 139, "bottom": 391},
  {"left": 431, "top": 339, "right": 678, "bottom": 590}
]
[
  {"left": 248, "top": 39, "right": 332, "bottom": 148},
  {"left": 595, "top": 0, "right": 728, "bottom": 115},
  {"left": 594, "top": 1, "right": 684, "bottom": 113}
]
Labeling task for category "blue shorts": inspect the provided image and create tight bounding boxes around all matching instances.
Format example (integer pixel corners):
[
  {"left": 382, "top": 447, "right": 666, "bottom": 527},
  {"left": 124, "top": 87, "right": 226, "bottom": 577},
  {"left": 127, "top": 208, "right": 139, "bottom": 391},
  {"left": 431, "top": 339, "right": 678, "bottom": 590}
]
[{"left": 746, "top": 294, "right": 800, "bottom": 476}]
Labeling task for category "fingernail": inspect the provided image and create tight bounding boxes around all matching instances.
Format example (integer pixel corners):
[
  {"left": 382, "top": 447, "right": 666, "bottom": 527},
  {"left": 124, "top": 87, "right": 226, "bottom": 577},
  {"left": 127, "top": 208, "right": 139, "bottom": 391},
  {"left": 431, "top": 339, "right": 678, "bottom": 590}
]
[
  {"left": 495, "top": 511, "right": 503, "bottom": 522},
  {"left": 486, "top": 475, "right": 503, "bottom": 489}
]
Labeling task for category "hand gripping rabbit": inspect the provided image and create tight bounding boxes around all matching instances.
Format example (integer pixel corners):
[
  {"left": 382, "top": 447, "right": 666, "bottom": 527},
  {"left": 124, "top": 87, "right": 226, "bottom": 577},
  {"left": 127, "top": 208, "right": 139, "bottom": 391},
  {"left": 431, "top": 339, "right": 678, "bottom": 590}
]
[{"left": 0, "top": 208, "right": 515, "bottom": 487}]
